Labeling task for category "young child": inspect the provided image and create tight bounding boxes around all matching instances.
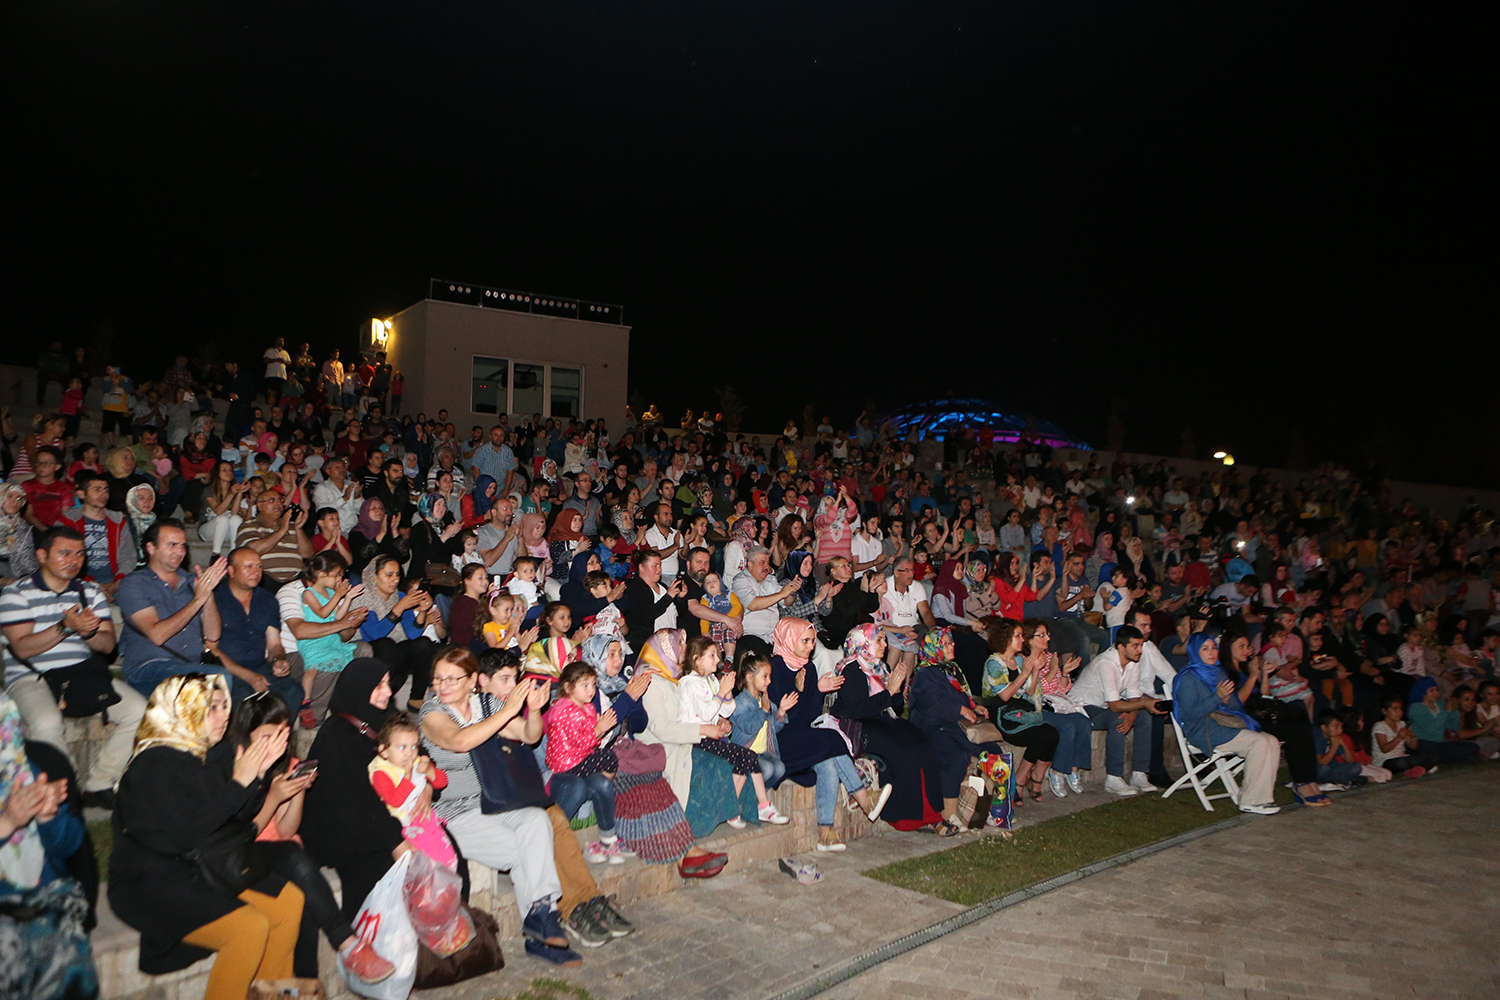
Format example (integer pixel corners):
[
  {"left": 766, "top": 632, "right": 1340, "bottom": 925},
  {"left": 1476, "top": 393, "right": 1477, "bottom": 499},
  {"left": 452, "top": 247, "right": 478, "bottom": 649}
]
[
  {"left": 698, "top": 571, "right": 742, "bottom": 662},
  {"left": 451, "top": 528, "right": 483, "bottom": 571},
  {"left": 1453, "top": 686, "right": 1500, "bottom": 759},
  {"left": 148, "top": 442, "right": 174, "bottom": 479},
  {"left": 368, "top": 714, "right": 457, "bottom": 869},
  {"left": 544, "top": 661, "right": 627, "bottom": 863},
  {"left": 59, "top": 377, "right": 86, "bottom": 442},
  {"left": 1333, "top": 706, "right": 1391, "bottom": 783},
  {"left": 476, "top": 588, "right": 518, "bottom": 648},
  {"left": 1313, "top": 710, "right": 1365, "bottom": 789},
  {"left": 507, "top": 556, "right": 542, "bottom": 617},
  {"left": 678, "top": 636, "right": 787, "bottom": 827},
  {"left": 1370, "top": 694, "right": 1437, "bottom": 777},
  {"left": 542, "top": 601, "right": 590, "bottom": 644},
  {"left": 68, "top": 442, "right": 102, "bottom": 480},
  {"left": 1093, "top": 564, "right": 1135, "bottom": 642},
  {"left": 1261, "top": 622, "right": 1315, "bottom": 718},
  {"left": 729, "top": 649, "right": 793, "bottom": 813},
  {"left": 298, "top": 555, "right": 360, "bottom": 727}
]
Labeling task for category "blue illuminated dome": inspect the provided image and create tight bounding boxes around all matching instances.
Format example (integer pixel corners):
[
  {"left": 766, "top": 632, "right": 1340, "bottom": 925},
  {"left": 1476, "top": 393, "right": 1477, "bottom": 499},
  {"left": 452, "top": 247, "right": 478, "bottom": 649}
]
[{"left": 879, "top": 398, "right": 1092, "bottom": 449}]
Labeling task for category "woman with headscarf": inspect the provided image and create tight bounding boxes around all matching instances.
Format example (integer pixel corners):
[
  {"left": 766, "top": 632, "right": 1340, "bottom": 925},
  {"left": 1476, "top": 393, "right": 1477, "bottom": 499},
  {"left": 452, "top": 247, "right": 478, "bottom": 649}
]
[
  {"left": 352, "top": 554, "right": 445, "bottom": 712},
  {"left": 547, "top": 508, "right": 588, "bottom": 584},
  {"left": 907, "top": 627, "right": 1004, "bottom": 834},
  {"left": 408, "top": 491, "right": 463, "bottom": 581},
  {"left": 1, "top": 689, "right": 98, "bottom": 1000},
  {"left": 765, "top": 619, "right": 886, "bottom": 852},
  {"left": 110, "top": 675, "right": 309, "bottom": 999},
  {"left": 780, "top": 549, "right": 833, "bottom": 633},
  {"left": 460, "top": 474, "right": 499, "bottom": 529},
  {"left": 633, "top": 629, "right": 750, "bottom": 876},
  {"left": 1118, "top": 535, "right": 1155, "bottom": 588},
  {"left": 811, "top": 487, "right": 860, "bottom": 568},
  {"left": 124, "top": 482, "right": 157, "bottom": 570},
  {"left": 346, "top": 496, "right": 405, "bottom": 577},
  {"left": 1085, "top": 529, "right": 1116, "bottom": 590},
  {"left": 928, "top": 557, "right": 994, "bottom": 694},
  {"left": 0, "top": 484, "right": 38, "bottom": 583},
  {"left": 721, "top": 515, "right": 756, "bottom": 586},
  {"left": 1171, "top": 632, "right": 1285, "bottom": 815},
  {"left": 519, "top": 511, "right": 552, "bottom": 578},
  {"left": 829, "top": 624, "right": 944, "bottom": 830}
]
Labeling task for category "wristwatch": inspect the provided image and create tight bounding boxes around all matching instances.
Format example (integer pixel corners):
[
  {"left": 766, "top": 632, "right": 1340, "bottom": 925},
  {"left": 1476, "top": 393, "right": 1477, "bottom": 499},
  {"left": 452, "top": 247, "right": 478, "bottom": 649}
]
[{"left": 56, "top": 622, "right": 76, "bottom": 639}]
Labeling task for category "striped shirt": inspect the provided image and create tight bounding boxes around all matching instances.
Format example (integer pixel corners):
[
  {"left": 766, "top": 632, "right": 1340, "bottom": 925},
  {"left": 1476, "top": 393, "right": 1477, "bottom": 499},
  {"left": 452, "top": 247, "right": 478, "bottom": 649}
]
[
  {"left": 0, "top": 574, "right": 109, "bottom": 685},
  {"left": 419, "top": 695, "right": 486, "bottom": 822},
  {"left": 234, "top": 522, "right": 305, "bottom": 584}
]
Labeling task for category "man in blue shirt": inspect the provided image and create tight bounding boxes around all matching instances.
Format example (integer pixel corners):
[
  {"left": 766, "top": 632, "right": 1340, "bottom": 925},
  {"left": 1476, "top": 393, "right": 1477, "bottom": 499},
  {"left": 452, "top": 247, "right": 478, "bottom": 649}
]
[
  {"left": 469, "top": 424, "right": 518, "bottom": 496},
  {"left": 214, "top": 547, "right": 302, "bottom": 713},
  {"left": 117, "top": 520, "right": 230, "bottom": 697}
]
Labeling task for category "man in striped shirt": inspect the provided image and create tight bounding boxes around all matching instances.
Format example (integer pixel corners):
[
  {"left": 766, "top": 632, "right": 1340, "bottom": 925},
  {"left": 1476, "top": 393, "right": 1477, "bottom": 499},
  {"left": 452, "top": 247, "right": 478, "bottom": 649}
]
[
  {"left": 1, "top": 525, "right": 145, "bottom": 809},
  {"left": 235, "top": 490, "right": 313, "bottom": 591}
]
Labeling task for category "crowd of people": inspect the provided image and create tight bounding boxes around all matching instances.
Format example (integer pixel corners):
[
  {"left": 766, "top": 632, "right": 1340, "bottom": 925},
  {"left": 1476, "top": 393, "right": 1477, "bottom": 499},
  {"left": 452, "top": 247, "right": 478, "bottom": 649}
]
[{"left": 3, "top": 342, "right": 1499, "bottom": 1000}]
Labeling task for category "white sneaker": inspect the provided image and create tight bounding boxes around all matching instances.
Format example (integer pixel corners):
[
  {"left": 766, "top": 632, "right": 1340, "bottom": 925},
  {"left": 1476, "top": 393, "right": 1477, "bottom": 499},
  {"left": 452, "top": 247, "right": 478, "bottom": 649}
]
[
  {"left": 1104, "top": 775, "right": 1138, "bottom": 797},
  {"left": 1046, "top": 771, "right": 1068, "bottom": 798},
  {"left": 758, "top": 802, "right": 791, "bottom": 825},
  {"left": 725, "top": 817, "right": 748, "bottom": 830},
  {"left": 1066, "top": 771, "right": 1084, "bottom": 794},
  {"left": 1129, "top": 771, "right": 1158, "bottom": 793},
  {"left": 1239, "top": 802, "right": 1281, "bottom": 816},
  {"left": 864, "top": 783, "right": 893, "bottom": 823}
]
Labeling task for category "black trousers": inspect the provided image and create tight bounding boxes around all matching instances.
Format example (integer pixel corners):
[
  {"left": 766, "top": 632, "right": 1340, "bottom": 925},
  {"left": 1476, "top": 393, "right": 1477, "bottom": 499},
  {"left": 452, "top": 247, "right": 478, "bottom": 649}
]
[
  {"left": 263, "top": 842, "right": 355, "bottom": 977},
  {"left": 370, "top": 636, "right": 440, "bottom": 707}
]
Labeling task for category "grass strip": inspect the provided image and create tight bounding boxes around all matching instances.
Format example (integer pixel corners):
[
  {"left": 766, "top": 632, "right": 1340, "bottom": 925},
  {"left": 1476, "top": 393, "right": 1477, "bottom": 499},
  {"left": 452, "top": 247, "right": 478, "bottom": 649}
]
[
  {"left": 503, "top": 978, "right": 599, "bottom": 1000},
  {"left": 864, "top": 781, "right": 1294, "bottom": 906}
]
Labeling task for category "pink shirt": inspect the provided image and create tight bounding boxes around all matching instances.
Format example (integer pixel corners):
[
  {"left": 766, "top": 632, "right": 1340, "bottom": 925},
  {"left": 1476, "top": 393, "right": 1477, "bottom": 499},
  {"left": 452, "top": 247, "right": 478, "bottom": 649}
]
[{"left": 544, "top": 697, "right": 598, "bottom": 774}]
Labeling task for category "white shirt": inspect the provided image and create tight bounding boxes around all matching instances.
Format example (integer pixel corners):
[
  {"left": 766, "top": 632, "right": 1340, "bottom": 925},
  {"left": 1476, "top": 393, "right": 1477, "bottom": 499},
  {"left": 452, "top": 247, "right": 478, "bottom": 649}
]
[
  {"left": 879, "top": 578, "right": 928, "bottom": 628},
  {"left": 276, "top": 580, "right": 307, "bottom": 654},
  {"left": 263, "top": 347, "right": 290, "bottom": 380},
  {"left": 1210, "top": 582, "right": 1249, "bottom": 608},
  {"left": 732, "top": 570, "right": 783, "bottom": 642},
  {"left": 850, "top": 532, "right": 883, "bottom": 578},
  {"left": 1072, "top": 648, "right": 1144, "bottom": 709},
  {"left": 676, "top": 673, "right": 734, "bottom": 725},
  {"left": 1138, "top": 640, "right": 1177, "bottom": 696},
  {"left": 643, "top": 525, "right": 681, "bottom": 579},
  {"left": 641, "top": 579, "right": 679, "bottom": 631}
]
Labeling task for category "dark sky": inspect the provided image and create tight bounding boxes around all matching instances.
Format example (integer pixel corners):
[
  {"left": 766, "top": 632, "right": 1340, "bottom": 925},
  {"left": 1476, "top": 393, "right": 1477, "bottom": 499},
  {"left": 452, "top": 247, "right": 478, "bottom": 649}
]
[{"left": 6, "top": 3, "right": 1492, "bottom": 485}]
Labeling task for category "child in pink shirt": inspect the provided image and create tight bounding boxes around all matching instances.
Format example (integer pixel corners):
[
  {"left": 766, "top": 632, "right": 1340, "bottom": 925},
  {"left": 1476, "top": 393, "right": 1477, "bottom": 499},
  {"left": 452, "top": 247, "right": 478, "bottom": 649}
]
[{"left": 544, "top": 662, "right": 626, "bottom": 864}]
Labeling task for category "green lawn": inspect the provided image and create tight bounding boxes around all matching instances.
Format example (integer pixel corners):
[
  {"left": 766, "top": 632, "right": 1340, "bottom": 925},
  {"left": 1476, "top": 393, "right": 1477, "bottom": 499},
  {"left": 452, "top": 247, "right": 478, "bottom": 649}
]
[
  {"left": 503, "top": 979, "right": 598, "bottom": 1000},
  {"left": 87, "top": 819, "right": 111, "bottom": 883},
  {"left": 864, "top": 780, "right": 1294, "bottom": 906}
]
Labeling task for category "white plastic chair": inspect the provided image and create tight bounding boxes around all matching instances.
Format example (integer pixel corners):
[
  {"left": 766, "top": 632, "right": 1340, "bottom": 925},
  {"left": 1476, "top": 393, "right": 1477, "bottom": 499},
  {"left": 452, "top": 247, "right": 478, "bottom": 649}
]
[{"left": 1162, "top": 714, "right": 1246, "bottom": 812}]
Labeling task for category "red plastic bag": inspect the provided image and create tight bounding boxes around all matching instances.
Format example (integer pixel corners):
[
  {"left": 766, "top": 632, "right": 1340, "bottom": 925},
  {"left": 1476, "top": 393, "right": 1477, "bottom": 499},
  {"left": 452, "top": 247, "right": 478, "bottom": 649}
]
[{"left": 402, "top": 849, "right": 474, "bottom": 957}]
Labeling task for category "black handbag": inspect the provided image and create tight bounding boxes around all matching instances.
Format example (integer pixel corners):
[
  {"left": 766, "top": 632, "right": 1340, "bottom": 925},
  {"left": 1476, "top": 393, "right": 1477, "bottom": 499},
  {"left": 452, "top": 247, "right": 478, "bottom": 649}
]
[
  {"left": 25, "top": 653, "right": 121, "bottom": 719},
  {"left": 181, "top": 820, "right": 272, "bottom": 896},
  {"left": 470, "top": 737, "right": 552, "bottom": 814},
  {"left": 413, "top": 906, "right": 505, "bottom": 988}
]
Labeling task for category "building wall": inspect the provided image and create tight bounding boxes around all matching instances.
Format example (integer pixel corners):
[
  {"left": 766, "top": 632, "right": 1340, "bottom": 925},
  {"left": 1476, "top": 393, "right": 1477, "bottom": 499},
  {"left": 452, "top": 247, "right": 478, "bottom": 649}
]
[{"left": 384, "top": 300, "right": 629, "bottom": 426}]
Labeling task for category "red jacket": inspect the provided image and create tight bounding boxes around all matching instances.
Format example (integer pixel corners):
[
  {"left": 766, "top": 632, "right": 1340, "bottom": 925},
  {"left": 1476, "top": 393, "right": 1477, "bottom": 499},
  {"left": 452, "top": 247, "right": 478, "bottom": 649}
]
[{"left": 56, "top": 505, "right": 135, "bottom": 582}]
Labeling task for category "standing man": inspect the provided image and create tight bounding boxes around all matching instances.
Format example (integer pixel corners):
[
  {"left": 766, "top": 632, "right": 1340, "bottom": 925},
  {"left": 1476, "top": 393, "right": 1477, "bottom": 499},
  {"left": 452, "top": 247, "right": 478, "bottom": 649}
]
[
  {"left": 116, "top": 519, "right": 230, "bottom": 696},
  {"left": 322, "top": 349, "right": 345, "bottom": 407},
  {"left": 213, "top": 548, "right": 304, "bottom": 713},
  {"left": 1, "top": 525, "right": 142, "bottom": 809},
  {"left": 642, "top": 502, "right": 682, "bottom": 582},
  {"left": 469, "top": 424, "right": 519, "bottom": 497},
  {"left": 262, "top": 337, "right": 291, "bottom": 405}
]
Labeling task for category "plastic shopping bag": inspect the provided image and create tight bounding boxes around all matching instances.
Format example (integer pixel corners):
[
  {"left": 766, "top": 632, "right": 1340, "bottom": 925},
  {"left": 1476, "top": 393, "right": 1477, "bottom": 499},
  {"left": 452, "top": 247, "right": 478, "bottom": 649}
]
[
  {"left": 402, "top": 849, "right": 474, "bottom": 958},
  {"left": 339, "top": 853, "right": 418, "bottom": 1000},
  {"left": 977, "top": 750, "right": 1015, "bottom": 831}
]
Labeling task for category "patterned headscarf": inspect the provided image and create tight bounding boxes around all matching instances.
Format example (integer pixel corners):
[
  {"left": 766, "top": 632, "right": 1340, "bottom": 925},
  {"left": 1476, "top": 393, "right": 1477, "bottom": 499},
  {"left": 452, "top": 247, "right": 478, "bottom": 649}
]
[
  {"left": 918, "top": 626, "right": 955, "bottom": 669},
  {"left": 579, "top": 634, "right": 627, "bottom": 696},
  {"left": 637, "top": 628, "right": 686, "bottom": 684},
  {"left": 131, "top": 673, "right": 232, "bottom": 761},
  {"left": 0, "top": 690, "right": 44, "bottom": 889},
  {"left": 730, "top": 516, "right": 755, "bottom": 547},
  {"left": 125, "top": 483, "right": 157, "bottom": 538},
  {"left": 523, "top": 636, "right": 574, "bottom": 680},
  {"left": 839, "top": 622, "right": 889, "bottom": 695},
  {"left": 416, "top": 491, "right": 444, "bottom": 527},
  {"left": 772, "top": 617, "right": 816, "bottom": 670}
]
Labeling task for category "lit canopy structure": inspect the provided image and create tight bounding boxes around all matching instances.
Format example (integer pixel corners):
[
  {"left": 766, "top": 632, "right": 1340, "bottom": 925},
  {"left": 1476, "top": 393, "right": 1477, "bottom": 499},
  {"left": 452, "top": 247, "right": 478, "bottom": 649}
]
[{"left": 879, "top": 397, "right": 1092, "bottom": 449}]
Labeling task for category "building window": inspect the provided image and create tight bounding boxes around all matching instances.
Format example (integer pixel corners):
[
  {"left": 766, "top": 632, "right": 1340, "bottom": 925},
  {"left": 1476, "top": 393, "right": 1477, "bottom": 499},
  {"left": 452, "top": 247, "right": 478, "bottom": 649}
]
[
  {"left": 551, "top": 367, "right": 581, "bottom": 419},
  {"left": 472, "top": 357, "right": 508, "bottom": 414},
  {"left": 513, "top": 363, "right": 545, "bottom": 417}
]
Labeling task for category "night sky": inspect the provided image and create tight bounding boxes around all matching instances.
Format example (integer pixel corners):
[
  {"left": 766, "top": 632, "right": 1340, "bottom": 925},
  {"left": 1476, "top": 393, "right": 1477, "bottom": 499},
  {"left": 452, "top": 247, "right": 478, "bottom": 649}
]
[{"left": 7, "top": 3, "right": 1491, "bottom": 485}]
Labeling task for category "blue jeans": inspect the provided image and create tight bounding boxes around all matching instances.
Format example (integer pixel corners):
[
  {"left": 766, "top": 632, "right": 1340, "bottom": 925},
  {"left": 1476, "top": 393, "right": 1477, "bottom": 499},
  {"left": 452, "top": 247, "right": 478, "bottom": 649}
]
[
  {"left": 758, "top": 753, "right": 786, "bottom": 787},
  {"left": 1043, "top": 710, "right": 1092, "bottom": 774},
  {"left": 230, "top": 671, "right": 305, "bottom": 718},
  {"left": 550, "top": 770, "right": 616, "bottom": 836},
  {"left": 1316, "top": 761, "right": 1362, "bottom": 784},
  {"left": 1084, "top": 705, "right": 1153, "bottom": 778},
  {"left": 125, "top": 659, "right": 232, "bottom": 700},
  {"left": 813, "top": 755, "right": 864, "bottom": 826}
]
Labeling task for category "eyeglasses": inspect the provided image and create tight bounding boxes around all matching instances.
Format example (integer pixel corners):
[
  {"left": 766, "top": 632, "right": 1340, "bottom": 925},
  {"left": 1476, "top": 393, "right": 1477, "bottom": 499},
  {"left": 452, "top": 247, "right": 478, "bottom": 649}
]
[{"left": 432, "top": 675, "right": 471, "bottom": 688}]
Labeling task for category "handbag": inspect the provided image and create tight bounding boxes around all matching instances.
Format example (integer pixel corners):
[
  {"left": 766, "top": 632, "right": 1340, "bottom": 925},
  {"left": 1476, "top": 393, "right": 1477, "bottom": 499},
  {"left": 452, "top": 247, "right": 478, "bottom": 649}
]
[
  {"left": 181, "top": 820, "right": 271, "bottom": 896},
  {"left": 963, "top": 721, "right": 1005, "bottom": 745},
  {"left": 21, "top": 653, "right": 120, "bottom": 719},
  {"left": 424, "top": 562, "right": 460, "bottom": 588},
  {"left": 954, "top": 776, "right": 993, "bottom": 829},
  {"left": 470, "top": 737, "right": 552, "bottom": 814},
  {"left": 412, "top": 906, "right": 504, "bottom": 989}
]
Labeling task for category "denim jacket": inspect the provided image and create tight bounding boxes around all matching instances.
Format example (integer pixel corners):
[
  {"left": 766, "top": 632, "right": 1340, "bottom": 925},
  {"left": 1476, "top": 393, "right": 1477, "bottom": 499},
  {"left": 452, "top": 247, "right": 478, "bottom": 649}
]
[{"left": 730, "top": 689, "right": 785, "bottom": 758}]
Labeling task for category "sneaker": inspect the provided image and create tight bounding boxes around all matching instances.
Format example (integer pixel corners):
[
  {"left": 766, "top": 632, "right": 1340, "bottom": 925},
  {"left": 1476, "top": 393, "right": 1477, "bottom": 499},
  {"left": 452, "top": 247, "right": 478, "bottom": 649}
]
[
  {"left": 1104, "top": 775, "right": 1139, "bottom": 797},
  {"left": 583, "top": 841, "right": 610, "bottom": 864},
  {"left": 725, "top": 817, "right": 748, "bottom": 830},
  {"left": 758, "top": 802, "right": 791, "bottom": 825},
  {"left": 564, "top": 899, "right": 611, "bottom": 949},
  {"left": 1403, "top": 766, "right": 1427, "bottom": 778},
  {"left": 341, "top": 940, "right": 395, "bottom": 984},
  {"left": 1046, "top": 771, "right": 1068, "bottom": 798},
  {"left": 600, "top": 840, "right": 627, "bottom": 865},
  {"left": 1317, "top": 783, "right": 1350, "bottom": 793},
  {"left": 609, "top": 841, "right": 636, "bottom": 858},
  {"left": 522, "top": 901, "right": 569, "bottom": 949},
  {"left": 1065, "top": 771, "right": 1084, "bottom": 794},
  {"left": 1239, "top": 802, "right": 1281, "bottom": 816},
  {"left": 1129, "top": 771, "right": 1158, "bottom": 793},
  {"left": 816, "top": 828, "right": 847, "bottom": 852},
  {"left": 864, "top": 783, "right": 893, "bottom": 823},
  {"left": 524, "top": 938, "right": 582, "bottom": 966},
  {"left": 592, "top": 896, "right": 635, "bottom": 938}
]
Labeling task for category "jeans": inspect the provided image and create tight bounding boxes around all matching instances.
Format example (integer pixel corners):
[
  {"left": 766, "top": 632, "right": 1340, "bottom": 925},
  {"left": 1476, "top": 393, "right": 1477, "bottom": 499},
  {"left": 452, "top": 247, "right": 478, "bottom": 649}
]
[
  {"left": 550, "top": 770, "right": 616, "bottom": 836},
  {"left": 813, "top": 754, "right": 864, "bottom": 826},
  {"left": 1049, "top": 615, "right": 1107, "bottom": 662},
  {"left": 1043, "top": 710, "right": 1093, "bottom": 774},
  {"left": 1084, "top": 704, "right": 1153, "bottom": 778},
  {"left": 758, "top": 753, "right": 786, "bottom": 787},
  {"left": 125, "top": 658, "right": 232, "bottom": 700},
  {"left": 229, "top": 669, "right": 304, "bottom": 717},
  {"left": 1316, "top": 761, "right": 1363, "bottom": 785}
]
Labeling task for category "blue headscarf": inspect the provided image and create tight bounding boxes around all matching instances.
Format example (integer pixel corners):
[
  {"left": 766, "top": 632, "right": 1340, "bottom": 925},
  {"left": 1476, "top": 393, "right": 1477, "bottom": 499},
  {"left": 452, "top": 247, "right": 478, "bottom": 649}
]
[
  {"left": 579, "top": 633, "right": 627, "bottom": 696},
  {"left": 1171, "top": 631, "right": 1259, "bottom": 731},
  {"left": 1224, "top": 557, "right": 1255, "bottom": 583},
  {"left": 471, "top": 475, "right": 499, "bottom": 520}
]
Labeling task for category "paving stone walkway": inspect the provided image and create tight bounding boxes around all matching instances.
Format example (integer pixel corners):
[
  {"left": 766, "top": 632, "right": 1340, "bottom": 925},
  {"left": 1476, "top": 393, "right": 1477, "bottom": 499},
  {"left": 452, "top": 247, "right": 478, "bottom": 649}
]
[{"left": 426, "top": 769, "right": 1497, "bottom": 1000}]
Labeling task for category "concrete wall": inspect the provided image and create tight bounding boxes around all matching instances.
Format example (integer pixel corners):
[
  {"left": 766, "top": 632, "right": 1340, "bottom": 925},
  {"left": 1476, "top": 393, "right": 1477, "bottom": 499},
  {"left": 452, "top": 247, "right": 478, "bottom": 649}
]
[{"left": 387, "top": 299, "right": 629, "bottom": 426}]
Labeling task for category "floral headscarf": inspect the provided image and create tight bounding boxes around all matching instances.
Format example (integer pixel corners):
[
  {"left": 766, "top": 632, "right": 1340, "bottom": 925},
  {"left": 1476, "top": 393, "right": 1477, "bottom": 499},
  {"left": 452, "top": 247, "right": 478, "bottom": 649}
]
[
  {"left": 131, "top": 673, "right": 232, "bottom": 761},
  {"left": 637, "top": 628, "right": 686, "bottom": 684},
  {"left": 730, "top": 516, "right": 755, "bottom": 547},
  {"left": 772, "top": 617, "right": 816, "bottom": 670},
  {"left": 579, "top": 634, "right": 627, "bottom": 696},
  {"left": 416, "top": 491, "right": 444, "bottom": 527},
  {"left": 0, "top": 690, "right": 44, "bottom": 889},
  {"left": 918, "top": 626, "right": 954, "bottom": 669},
  {"left": 839, "top": 623, "right": 888, "bottom": 695},
  {"left": 0, "top": 484, "right": 27, "bottom": 559},
  {"left": 522, "top": 636, "right": 574, "bottom": 679}
]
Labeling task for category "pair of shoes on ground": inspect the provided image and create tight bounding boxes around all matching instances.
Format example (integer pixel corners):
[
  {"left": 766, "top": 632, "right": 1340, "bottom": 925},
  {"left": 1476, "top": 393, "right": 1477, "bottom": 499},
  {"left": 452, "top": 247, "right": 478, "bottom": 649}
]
[
  {"left": 562, "top": 895, "right": 635, "bottom": 950},
  {"left": 1104, "top": 772, "right": 1160, "bottom": 797},
  {"left": 583, "top": 838, "right": 635, "bottom": 865},
  {"left": 678, "top": 851, "right": 728, "bottom": 878}
]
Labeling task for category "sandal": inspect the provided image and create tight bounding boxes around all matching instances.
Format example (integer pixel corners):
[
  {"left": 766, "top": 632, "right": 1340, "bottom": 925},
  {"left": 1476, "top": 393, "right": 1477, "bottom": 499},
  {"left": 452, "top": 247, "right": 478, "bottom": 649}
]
[
  {"left": 934, "top": 818, "right": 962, "bottom": 837},
  {"left": 1030, "top": 778, "right": 1044, "bottom": 803}
]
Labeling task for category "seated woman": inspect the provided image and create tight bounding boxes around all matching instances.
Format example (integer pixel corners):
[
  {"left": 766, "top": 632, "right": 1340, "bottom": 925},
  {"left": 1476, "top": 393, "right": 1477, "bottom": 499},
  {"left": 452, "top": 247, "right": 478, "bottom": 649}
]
[
  {"left": 908, "top": 626, "right": 1003, "bottom": 835},
  {"left": 418, "top": 647, "right": 630, "bottom": 961},
  {"left": 1171, "top": 633, "right": 1283, "bottom": 815},
  {"left": 830, "top": 624, "right": 944, "bottom": 830},
  {"left": 817, "top": 554, "right": 881, "bottom": 651},
  {"left": 408, "top": 492, "right": 463, "bottom": 580},
  {"left": 352, "top": 554, "right": 444, "bottom": 712},
  {"left": 110, "top": 675, "right": 306, "bottom": 1000},
  {"left": 977, "top": 618, "right": 1063, "bottom": 804},
  {"left": 766, "top": 619, "right": 889, "bottom": 852},
  {"left": 1, "top": 691, "right": 98, "bottom": 1000},
  {"left": 1406, "top": 678, "right": 1482, "bottom": 763},
  {"left": 1220, "top": 632, "right": 1326, "bottom": 807},
  {"left": 347, "top": 497, "right": 406, "bottom": 579},
  {"left": 929, "top": 557, "right": 995, "bottom": 694}
]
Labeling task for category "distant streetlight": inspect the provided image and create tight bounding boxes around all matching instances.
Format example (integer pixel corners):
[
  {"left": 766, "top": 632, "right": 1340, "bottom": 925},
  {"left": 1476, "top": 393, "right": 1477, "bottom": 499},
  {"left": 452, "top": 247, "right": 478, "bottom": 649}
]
[{"left": 1211, "top": 451, "right": 1235, "bottom": 466}]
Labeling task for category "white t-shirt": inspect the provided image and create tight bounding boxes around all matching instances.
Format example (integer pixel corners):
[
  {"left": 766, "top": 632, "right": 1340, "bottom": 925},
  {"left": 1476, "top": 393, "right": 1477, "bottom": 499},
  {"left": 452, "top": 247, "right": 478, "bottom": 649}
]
[
  {"left": 732, "top": 571, "right": 783, "bottom": 642},
  {"left": 643, "top": 525, "right": 681, "bottom": 579},
  {"left": 850, "top": 533, "right": 883, "bottom": 577},
  {"left": 880, "top": 579, "right": 928, "bottom": 628},
  {"left": 1370, "top": 720, "right": 1407, "bottom": 767},
  {"left": 263, "top": 348, "right": 290, "bottom": 380},
  {"left": 276, "top": 580, "right": 307, "bottom": 654},
  {"left": 1071, "top": 648, "right": 1144, "bottom": 709}
]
